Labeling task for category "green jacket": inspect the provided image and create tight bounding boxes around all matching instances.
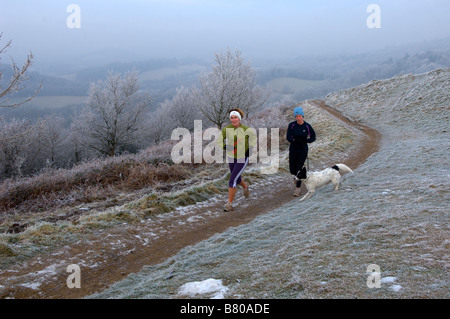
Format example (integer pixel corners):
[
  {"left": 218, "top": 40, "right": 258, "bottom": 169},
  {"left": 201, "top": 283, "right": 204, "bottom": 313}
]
[{"left": 218, "top": 124, "right": 257, "bottom": 159}]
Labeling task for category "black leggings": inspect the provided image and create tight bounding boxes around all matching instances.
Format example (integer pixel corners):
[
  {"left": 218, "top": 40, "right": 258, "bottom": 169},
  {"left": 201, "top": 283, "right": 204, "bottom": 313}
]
[{"left": 289, "top": 149, "right": 308, "bottom": 188}]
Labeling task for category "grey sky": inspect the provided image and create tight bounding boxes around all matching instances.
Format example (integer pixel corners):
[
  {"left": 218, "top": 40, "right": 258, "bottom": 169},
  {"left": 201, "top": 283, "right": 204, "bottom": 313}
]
[{"left": 1, "top": 0, "right": 449, "bottom": 67}]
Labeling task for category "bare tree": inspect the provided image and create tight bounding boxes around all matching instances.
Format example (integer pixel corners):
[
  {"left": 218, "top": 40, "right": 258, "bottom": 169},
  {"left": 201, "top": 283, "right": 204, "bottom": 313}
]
[
  {"left": 67, "top": 119, "right": 92, "bottom": 165},
  {"left": 197, "top": 49, "right": 270, "bottom": 128},
  {"left": 145, "top": 106, "right": 173, "bottom": 145},
  {"left": 75, "top": 70, "right": 150, "bottom": 157},
  {"left": 162, "top": 86, "right": 203, "bottom": 131},
  {"left": 0, "top": 33, "right": 41, "bottom": 108},
  {"left": 0, "top": 118, "right": 36, "bottom": 179},
  {"left": 145, "top": 85, "right": 206, "bottom": 146},
  {"left": 37, "top": 115, "right": 69, "bottom": 167}
]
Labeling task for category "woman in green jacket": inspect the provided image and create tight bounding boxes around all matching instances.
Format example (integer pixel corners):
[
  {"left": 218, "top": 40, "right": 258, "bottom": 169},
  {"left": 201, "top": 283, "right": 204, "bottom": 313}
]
[{"left": 218, "top": 108, "right": 256, "bottom": 212}]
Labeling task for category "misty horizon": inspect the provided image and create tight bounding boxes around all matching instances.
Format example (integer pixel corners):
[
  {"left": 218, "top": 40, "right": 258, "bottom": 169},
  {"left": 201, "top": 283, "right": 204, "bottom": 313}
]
[{"left": 1, "top": 0, "right": 450, "bottom": 71}]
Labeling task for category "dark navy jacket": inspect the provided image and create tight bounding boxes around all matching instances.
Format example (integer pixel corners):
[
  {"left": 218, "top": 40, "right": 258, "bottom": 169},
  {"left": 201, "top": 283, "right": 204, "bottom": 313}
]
[{"left": 286, "top": 121, "right": 316, "bottom": 152}]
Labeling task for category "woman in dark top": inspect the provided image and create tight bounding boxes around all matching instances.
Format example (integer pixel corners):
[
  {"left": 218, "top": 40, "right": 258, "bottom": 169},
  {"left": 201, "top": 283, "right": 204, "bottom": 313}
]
[{"left": 286, "top": 106, "right": 316, "bottom": 196}]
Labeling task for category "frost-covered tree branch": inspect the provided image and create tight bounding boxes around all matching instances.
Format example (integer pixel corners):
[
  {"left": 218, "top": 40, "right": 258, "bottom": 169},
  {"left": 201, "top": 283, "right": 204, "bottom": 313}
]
[
  {"left": 0, "top": 118, "right": 37, "bottom": 178},
  {"left": 74, "top": 70, "right": 151, "bottom": 157},
  {"left": 0, "top": 33, "right": 41, "bottom": 108},
  {"left": 197, "top": 49, "right": 270, "bottom": 128}
]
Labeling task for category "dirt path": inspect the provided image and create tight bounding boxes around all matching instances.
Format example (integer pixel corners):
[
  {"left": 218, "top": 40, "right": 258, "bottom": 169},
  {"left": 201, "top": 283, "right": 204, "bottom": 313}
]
[{"left": 0, "top": 100, "right": 381, "bottom": 299}]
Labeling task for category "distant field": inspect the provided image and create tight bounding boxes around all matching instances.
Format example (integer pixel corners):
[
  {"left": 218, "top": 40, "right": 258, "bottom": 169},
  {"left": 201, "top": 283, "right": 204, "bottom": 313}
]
[
  {"left": 1, "top": 76, "right": 323, "bottom": 116},
  {"left": 15, "top": 96, "right": 87, "bottom": 109},
  {"left": 0, "top": 96, "right": 87, "bottom": 119},
  {"left": 267, "top": 77, "right": 327, "bottom": 93},
  {"left": 139, "top": 64, "right": 208, "bottom": 82}
]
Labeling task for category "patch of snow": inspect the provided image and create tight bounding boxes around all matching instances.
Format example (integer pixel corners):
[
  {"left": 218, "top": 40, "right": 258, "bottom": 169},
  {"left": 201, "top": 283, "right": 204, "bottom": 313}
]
[
  {"left": 391, "top": 285, "right": 402, "bottom": 292},
  {"left": 381, "top": 276, "right": 402, "bottom": 292},
  {"left": 381, "top": 276, "right": 397, "bottom": 284},
  {"left": 21, "top": 282, "right": 41, "bottom": 290},
  {"left": 178, "top": 278, "right": 229, "bottom": 299},
  {"left": 187, "top": 215, "right": 204, "bottom": 223}
]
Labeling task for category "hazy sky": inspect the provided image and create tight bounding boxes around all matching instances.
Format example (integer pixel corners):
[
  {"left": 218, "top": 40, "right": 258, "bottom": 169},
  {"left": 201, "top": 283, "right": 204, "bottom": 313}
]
[{"left": 1, "top": 0, "right": 450, "bottom": 68}]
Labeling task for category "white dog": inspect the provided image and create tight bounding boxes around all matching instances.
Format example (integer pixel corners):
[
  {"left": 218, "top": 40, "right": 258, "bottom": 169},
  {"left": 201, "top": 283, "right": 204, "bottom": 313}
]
[{"left": 295, "top": 164, "right": 353, "bottom": 201}]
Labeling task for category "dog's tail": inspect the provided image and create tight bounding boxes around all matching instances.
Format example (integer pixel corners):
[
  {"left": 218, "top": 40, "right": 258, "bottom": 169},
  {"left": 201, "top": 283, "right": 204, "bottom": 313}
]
[{"left": 332, "top": 163, "right": 354, "bottom": 174}]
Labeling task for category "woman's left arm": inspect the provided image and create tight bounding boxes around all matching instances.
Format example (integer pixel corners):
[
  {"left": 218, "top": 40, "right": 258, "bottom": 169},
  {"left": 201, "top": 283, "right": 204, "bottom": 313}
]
[{"left": 307, "top": 124, "right": 316, "bottom": 143}]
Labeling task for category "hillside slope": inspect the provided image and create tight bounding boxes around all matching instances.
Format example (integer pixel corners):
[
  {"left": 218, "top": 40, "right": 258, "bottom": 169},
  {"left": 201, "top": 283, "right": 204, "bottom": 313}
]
[
  {"left": 1, "top": 69, "right": 447, "bottom": 299},
  {"left": 0, "top": 98, "right": 374, "bottom": 298},
  {"left": 89, "top": 69, "right": 449, "bottom": 298}
]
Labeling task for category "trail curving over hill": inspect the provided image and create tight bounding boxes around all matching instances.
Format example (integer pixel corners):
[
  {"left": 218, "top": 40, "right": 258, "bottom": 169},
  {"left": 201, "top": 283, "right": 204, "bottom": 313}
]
[{"left": 0, "top": 100, "right": 380, "bottom": 299}]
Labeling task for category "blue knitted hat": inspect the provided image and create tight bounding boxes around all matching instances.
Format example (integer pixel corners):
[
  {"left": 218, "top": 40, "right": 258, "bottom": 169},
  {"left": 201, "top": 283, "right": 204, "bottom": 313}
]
[{"left": 294, "top": 106, "right": 304, "bottom": 117}]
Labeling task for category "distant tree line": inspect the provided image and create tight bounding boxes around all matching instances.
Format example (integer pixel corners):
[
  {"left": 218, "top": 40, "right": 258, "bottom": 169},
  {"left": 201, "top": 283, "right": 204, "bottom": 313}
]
[
  {"left": 258, "top": 49, "right": 450, "bottom": 103},
  {"left": 2, "top": 32, "right": 449, "bottom": 181},
  {"left": 0, "top": 48, "right": 270, "bottom": 181}
]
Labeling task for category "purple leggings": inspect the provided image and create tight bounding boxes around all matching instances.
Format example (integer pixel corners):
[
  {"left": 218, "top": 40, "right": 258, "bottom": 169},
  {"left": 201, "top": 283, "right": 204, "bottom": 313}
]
[{"left": 228, "top": 157, "right": 249, "bottom": 188}]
